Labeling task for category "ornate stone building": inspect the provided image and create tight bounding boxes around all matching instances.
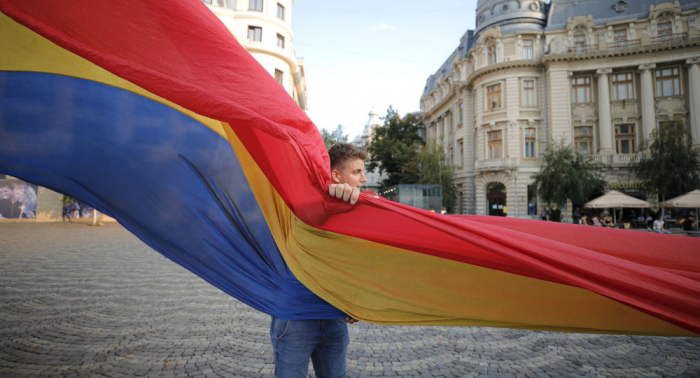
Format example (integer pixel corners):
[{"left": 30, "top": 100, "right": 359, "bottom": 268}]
[
  {"left": 203, "top": 0, "right": 308, "bottom": 111},
  {"left": 421, "top": 0, "right": 700, "bottom": 218}
]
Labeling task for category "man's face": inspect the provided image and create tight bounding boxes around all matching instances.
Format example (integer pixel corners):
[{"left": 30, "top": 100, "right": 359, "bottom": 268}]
[{"left": 331, "top": 158, "right": 367, "bottom": 188}]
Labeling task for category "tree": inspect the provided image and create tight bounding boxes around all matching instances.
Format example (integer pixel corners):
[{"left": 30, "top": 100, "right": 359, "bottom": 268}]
[
  {"left": 531, "top": 138, "right": 606, "bottom": 222},
  {"left": 418, "top": 140, "right": 457, "bottom": 210},
  {"left": 366, "top": 107, "right": 425, "bottom": 187},
  {"left": 632, "top": 120, "right": 700, "bottom": 202},
  {"left": 320, "top": 124, "right": 348, "bottom": 150}
]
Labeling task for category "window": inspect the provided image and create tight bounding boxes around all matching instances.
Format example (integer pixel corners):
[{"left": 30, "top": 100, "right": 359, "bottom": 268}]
[
  {"left": 611, "top": 72, "right": 633, "bottom": 100},
  {"left": 488, "top": 130, "right": 503, "bottom": 159},
  {"left": 276, "top": 33, "right": 285, "bottom": 48},
  {"left": 487, "top": 83, "right": 502, "bottom": 111},
  {"left": 370, "top": 177, "right": 375, "bottom": 184},
  {"left": 655, "top": 67, "right": 680, "bottom": 97},
  {"left": 247, "top": 26, "right": 262, "bottom": 42},
  {"left": 277, "top": 3, "right": 285, "bottom": 20},
  {"left": 658, "top": 22, "right": 672, "bottom": 41},
  {"left": 522, "top": 80, "right": 535, "bottom": 106},
  {"left": 249, "top": 0, "right": 263, "bottom": 11},
  {"left": 573, "top": 33, "right": 586, "bottom": 52},
  {"left": 459, "top": 102, "right": 464, "bottom": 124},
  {"left": 574, "top": 126, "right": 593, "bottom": 155},
  {"left": 615, "top": 124, "right": 636, "bottom": 154},
  {"left": 572, "top": 76, "right": 591, "bottom": 103},
  {"left": 275, "top": 69, "right": 284, "bottom": 85},
  {"left": 458, "top": 138, "right": 464, "bottom": 167},
  {"left": 522, "top": 39, "right": 533, "bottom": 59},
  {"left": 613, "top": 29, "right": 627, "bottom": 47},
  {"left": 488, "top": 44, "right": 497, "bottom": 65},
  {"left": 524, "top": 127, "right": 536, "bottom": 158}
]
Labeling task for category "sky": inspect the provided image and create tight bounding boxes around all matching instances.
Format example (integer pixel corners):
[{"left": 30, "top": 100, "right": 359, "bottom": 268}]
[{"left": 291, "top": 0, "right": 478, "bottom": 141}]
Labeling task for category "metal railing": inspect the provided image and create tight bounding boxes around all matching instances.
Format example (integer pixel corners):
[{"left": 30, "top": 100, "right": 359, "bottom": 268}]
[
  {"left": 650, "top": 32, "right": 687, "bottom": 44},
  {"left": 607, "top": 39, "right": 640, "bottom": 49},
  {"left": 568, "top": 44, "right": 598, "bottom": 53}
]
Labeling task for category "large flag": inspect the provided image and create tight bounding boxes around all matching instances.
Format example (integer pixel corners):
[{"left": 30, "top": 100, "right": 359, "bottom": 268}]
[{"left": 1, "top": 0, "right": 698, "bottom": 336}]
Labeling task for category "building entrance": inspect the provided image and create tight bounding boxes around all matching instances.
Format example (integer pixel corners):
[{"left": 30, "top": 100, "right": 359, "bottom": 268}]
[{"left": 487, "top": 182, "right": 506, "bottom": 216}]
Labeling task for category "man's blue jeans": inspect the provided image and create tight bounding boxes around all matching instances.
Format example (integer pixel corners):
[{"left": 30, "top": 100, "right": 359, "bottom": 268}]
[{"left": 270, "top": 316, "right": 349, "bottom": 378}]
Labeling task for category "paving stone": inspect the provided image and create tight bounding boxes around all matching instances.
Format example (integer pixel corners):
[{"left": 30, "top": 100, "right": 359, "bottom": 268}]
[{"left": 1, "top": 223, "right": 699, "bottom": 378}]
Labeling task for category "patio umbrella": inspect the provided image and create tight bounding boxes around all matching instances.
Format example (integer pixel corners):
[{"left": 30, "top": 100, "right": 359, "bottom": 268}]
[
  {"left": 659, "top": 189, "right": 700, "bottom": 217},
  {"left": 584, "top": 190, "right": 650, "bottom": 224}
]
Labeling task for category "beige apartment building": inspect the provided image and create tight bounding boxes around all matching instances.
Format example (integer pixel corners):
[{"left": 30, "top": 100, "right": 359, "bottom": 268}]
[
  {"left": 421, "top": 0, "right": 700, "bottom": 219},
  {"left": 204, "top": 0, "right": 308, "bottom": 111}
]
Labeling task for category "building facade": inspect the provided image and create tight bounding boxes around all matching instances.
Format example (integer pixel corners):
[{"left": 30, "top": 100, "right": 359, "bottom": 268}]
[
  {"left": 204, "top": 0, "right": 308, "bottom": 111},
  {"left": 421, "top": 0, "right": 700, "bottom": 218}
]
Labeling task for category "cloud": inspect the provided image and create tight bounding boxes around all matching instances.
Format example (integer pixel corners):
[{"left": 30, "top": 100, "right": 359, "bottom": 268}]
[{"left": 366, "top": 23, "right": 395, "bottom": 32}]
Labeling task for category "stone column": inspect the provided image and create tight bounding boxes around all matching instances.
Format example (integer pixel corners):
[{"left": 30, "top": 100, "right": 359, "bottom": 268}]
[
  {"left": 686, "top": 58, "right": 700, "bottom": 146},
  {"left": 638, "top": 64, "right": 656, "bottom": 144},
  {"left": 596, "top": 69, "right": 613, "bottom": 154}
]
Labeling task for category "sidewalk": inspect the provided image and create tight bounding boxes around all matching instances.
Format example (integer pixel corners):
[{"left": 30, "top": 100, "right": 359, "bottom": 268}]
[{"left": 1, "top": 223, "right": 699, "bottom": 377}]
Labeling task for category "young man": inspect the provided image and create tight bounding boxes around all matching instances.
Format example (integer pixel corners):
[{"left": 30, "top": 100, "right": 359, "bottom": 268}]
[{"left": 270, "top": 142, "right": 366, "bottom": 378}]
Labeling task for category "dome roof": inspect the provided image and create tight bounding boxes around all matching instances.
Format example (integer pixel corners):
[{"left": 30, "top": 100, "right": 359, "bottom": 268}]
[{"left": 474, "top": 0, "right": 548, "bottom": 40}]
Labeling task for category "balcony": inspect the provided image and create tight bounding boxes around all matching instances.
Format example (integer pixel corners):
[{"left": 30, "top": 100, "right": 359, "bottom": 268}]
[
  {"left": 650, "top": 32, "right": 687, "bottom": 44},
  {"left": 607, "top": 39, "right": 640, "bottom": 49},
  {"left": 587, "top": 154, "right": 645, "bottom": 165},
  {"left": 568, "top": 44, "right": 598, "bottom": 53},
  {"left": 475, "top": 157, "right": 518, "bottom": 172}
]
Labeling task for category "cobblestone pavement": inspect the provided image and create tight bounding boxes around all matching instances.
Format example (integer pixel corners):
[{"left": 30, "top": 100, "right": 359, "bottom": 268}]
[{"left": 1, "top": 223, "right": 699, "bottom": 378}]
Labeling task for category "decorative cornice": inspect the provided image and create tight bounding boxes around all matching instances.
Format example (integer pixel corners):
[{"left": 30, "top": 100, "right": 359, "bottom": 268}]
[
  {"left": 638, "top": 63, "right": 657, "bottom": 71},
  {"left": 686, "top": 57, "right": 700, "bottom": 66},
  {"left": 596, "top": 68, "right": 613, "bottom": 76},
  {"left": 467, "top": 60, "right": 543, "bottom": 85}
]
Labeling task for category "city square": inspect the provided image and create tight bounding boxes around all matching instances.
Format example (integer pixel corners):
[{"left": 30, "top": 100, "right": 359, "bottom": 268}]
[{"left": 1, "top": 223, "right": 699, "bottom": 378}]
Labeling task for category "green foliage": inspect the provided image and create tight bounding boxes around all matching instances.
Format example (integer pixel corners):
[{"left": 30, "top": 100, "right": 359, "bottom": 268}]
[
  {"left": 531, "top": 138, "right": 606, "bottom": 216},
  {"left": 320, "top": 124, "right": 348, "bottom": 150},
  {"left": 632, "top": 120, "right": 700, "bottom": 201},
  {"left": 366, "top": 106, "right": 425, "bottom": 187},
  {"left": 418, "top": 140, "right": 457, "bottom": 210}
]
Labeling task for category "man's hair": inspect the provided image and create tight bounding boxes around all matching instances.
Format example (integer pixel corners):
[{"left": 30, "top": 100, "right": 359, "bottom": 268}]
[{"left": 329, "top": 142, "right": 367, "bottom": 170}]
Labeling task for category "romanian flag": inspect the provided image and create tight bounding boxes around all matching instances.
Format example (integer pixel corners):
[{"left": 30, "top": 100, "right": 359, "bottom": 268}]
[{"left": 1, "top": 0, "right": 699, "bottom": 336}]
